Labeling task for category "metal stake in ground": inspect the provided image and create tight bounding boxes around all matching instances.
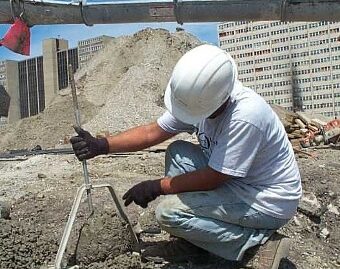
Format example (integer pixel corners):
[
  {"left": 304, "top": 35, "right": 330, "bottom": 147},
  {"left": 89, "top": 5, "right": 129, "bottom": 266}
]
[
  {"left": 53, "top": 65, "right": 140, "bottom": 269},
  {"left": 69, "top": 64, "right": 94, "bottom": 213}
]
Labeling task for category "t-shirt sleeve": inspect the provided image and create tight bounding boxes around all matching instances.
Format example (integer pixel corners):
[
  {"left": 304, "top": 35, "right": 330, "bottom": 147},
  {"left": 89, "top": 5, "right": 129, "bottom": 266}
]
[
  {"left": 157, "top": 111, "right": 196, "bottom": 134},
  {"left": 208, "top": 120, "right": 264, "bottom": 177}
]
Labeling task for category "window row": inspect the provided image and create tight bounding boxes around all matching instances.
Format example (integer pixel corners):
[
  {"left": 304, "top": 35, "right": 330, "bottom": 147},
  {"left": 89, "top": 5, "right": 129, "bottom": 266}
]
[
  {"left": 259, "top": 89, "right": 291, "bottom": 96},
  {"left": 274, "top": 63, "right": 291, "bottom": 70},
  {"left": 255, "top": 57, "right": 271, "bottom": 64},
  {"left": 272, "top": 46, "right": 289, "bottom": 52},
  {"left": 273, "top": 72, "right": 291, "bottom": 78},
  {"left": 313, "top": 94, "right": 333, "bottom": 100},
  {"left": 290, "top": 42, "right": 309, "bottom": 50},
  {"left": 289, "top": 25, "right": 308, "bottom": 32},
  {"left": 291, "top": 51, "right": 309, "bottom": 58},
  {"left": 292, "top": 60, "right": 310, "bottom": 67},
  {"left": 313, "top": 103, "right": 336, "bottom": 109},
  {"left": 311, "top": 57, "right": 330, "bottom": 64},
  {"left": 273, "top": 55, "right": 290, "bottom": 61},
  {"left": 253, "top": 24, "right": 269, "bottom": 30},
  {"left": 256, "top": 74, "right": 272, "bottom": 80}
]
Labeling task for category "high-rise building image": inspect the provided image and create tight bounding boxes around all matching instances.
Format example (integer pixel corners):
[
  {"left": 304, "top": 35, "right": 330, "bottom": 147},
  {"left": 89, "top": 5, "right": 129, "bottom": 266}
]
[{"left": 218, "top": 21, "right": 340, "bottom": 118}]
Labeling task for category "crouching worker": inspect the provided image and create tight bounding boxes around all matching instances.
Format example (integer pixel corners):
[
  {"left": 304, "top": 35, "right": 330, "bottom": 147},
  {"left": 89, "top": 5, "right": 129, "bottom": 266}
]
[{"left": 70, "top": 44, "right": 302, "bottom": 269}]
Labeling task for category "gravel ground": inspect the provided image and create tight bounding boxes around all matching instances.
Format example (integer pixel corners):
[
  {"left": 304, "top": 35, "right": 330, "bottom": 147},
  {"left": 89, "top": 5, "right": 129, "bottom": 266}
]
[{"left": 0, "top": 148, "right": 339, "bottom": 269}]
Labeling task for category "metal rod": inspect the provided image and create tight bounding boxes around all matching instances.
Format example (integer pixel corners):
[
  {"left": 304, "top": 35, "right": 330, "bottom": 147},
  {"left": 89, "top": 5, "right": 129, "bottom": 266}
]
[
  {"left": 1, "top": 0, "right": 340, "bottom": 25},
  {"left": 68, "top": 64, "right": 94, "bottom": 214},
  {"left": 54, "top": 183, "right": 140, "bottom": 269},
  {"left": 54, "top": 185, "right": 87, "bottom": 269}
]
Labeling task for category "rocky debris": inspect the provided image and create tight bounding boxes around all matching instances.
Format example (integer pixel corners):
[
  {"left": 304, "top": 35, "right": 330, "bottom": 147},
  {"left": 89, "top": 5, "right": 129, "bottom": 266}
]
[
  {"left": 319, "top": 228, "right": 330, "bottom": 239},
  {"left": 282, "top": 110, "right": 339, "bottom": 148},
  {"left": 271, "top": 106, "right": 340, "bottom": 157},
  {"left": 298, "top": 192, "right": 322, "bottom": 218},
  {"left": 327, "top": 204, "right": 340, "bottom": 216}
]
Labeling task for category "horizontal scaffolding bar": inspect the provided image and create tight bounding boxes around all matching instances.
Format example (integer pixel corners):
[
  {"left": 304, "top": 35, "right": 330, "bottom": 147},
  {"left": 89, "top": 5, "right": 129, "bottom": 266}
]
[{"left": 0, "top": 0, "right": 339, "bottom": 25}]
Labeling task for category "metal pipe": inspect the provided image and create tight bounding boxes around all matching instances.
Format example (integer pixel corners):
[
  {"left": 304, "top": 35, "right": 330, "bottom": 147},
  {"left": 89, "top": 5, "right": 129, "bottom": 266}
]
[
  {"left": 0, "top": 0, "right": 340, "bottom": 25},
  {"left": 69, "top": 64, "right": 94, "bottom": 214}
]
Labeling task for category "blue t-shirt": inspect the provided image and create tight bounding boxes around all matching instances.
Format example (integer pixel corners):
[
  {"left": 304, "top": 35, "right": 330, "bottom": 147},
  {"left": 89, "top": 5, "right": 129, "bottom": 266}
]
[{"left": 157, "top": 81, "right": 302, "bottom": 219}]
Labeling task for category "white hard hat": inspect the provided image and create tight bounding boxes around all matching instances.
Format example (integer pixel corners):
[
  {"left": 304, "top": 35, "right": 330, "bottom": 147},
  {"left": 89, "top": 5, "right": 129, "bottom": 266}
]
[{"left": 164, "top": 44, "right": 238, "bottom": 124}]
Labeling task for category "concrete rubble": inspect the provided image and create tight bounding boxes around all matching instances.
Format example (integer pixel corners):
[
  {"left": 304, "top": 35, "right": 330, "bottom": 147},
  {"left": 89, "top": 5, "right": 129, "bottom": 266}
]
[
  {"left": 298, "top": 192, "right": 322, "bottom": 218},
  {"left": 282, "top": 110, "right": 340, "bottom": 148}
]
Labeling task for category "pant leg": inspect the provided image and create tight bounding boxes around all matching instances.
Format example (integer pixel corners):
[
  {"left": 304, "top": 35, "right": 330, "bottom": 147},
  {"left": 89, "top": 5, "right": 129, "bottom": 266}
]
[{"left": 156, "top": 140, "right": 289, "bottom": 261}]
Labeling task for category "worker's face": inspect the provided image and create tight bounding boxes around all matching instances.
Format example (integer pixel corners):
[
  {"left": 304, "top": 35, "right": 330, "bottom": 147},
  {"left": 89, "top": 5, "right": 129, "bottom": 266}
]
[{"left": 208, "top": 99, "right": 229, "bottom": 119}]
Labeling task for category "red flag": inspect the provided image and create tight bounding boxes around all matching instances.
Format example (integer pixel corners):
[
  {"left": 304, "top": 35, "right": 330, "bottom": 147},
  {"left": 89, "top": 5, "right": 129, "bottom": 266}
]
[{"left": 0, "top": 18, "right": 30, "bottom": 56}]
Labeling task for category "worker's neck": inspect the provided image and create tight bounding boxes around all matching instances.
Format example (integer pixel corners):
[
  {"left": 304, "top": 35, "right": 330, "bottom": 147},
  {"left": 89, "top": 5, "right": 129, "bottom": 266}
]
[{"left": 208, "top": 99, "right": 229, "bottom": 119}]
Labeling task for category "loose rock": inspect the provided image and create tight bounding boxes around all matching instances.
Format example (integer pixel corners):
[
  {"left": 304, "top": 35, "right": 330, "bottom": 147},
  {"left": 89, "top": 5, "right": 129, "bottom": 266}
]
[{"left": 298, "top": 192, "right": 321, "bottom": 217}]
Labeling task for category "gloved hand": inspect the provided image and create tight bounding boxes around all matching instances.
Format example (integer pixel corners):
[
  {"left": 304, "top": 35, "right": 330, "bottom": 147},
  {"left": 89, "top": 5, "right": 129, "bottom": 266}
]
[
  {"left": 70, "top": 126, "right": 109, "bottom": 161},
  {"left": 123, "top": 179, "right": 163, "bottom": 208}
]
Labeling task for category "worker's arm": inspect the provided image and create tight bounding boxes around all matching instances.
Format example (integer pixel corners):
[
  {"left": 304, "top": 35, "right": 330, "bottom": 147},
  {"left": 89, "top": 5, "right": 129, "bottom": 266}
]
[
  {"left": 70, "top": 122, "right": 176, "bottom": 161},
  {"left": 106, "top": 122, "right": 176, "bottom": 153},
  {"left": 123, "top": 167, "right": 230, "bottom": 208},
  {"left": 161, "top": 166, "right": 229, "bottom": 194}
]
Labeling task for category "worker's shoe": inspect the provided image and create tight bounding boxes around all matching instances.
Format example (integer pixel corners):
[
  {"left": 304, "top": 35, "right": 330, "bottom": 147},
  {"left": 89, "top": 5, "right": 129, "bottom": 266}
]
[
  {"left": 141, "top": 237, "right": 211, "bottom": 264},
  {"left": 242, "top": 233, "right": 291, "bottom": 269}
]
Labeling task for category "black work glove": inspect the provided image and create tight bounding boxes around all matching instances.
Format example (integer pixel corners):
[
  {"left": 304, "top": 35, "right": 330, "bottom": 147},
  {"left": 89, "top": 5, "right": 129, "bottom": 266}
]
[
  {"left": 70, "top": 126, "right": 109, "bottom": 161},
  {"left": 123, "top": 179, "right": 163, "bottom": 208}
]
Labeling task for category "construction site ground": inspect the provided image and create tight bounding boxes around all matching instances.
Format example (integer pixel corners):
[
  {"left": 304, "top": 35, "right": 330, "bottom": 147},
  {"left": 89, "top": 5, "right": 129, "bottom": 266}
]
[{"left": 0, "top": 28, "right": 339, "bottom": 269}]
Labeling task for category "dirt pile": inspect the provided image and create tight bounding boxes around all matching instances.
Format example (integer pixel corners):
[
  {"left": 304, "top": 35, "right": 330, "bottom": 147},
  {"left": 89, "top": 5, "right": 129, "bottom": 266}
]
[
  {"left": 78, "top": 28, "right": 201, "bottom": 134},
  {"left": 0, "top": 96, "right": 98, "bottom": 151},
  {"left": 0, "top": 28, "right": 201, "bottom": 151}
]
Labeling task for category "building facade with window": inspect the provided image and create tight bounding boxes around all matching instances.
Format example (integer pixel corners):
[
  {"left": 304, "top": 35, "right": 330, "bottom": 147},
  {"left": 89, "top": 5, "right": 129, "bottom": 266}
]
[
  {"left": 218, "top": 21, "right": 340, "bottom": 118},
  {"left": 78, "top": 35, "right": 114, "bottom": 68}
]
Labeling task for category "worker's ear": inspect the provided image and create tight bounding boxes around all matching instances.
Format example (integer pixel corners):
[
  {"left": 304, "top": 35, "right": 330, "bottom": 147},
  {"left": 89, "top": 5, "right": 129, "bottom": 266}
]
[{"left": 0, "top": 18, "right": 30, "bottom": 56}]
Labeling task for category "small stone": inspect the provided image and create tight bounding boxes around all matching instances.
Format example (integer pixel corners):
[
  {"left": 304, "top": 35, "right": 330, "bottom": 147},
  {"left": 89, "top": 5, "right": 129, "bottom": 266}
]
[
  {"left": 37, "top": 193, "right": 45, "bottom": 199},
  {"left": 298, "top": 192, "right": 321, "bottom": 217},
  {"left": 320, "top": 228, "right": 330, "bottom": 239},
  {"left": 327, "top": 204, "right": 340, "bottom": 215},
  {"left": 293, "top": 216, "right": 301, "bottom": 226},
  {"left": 38, "top": 173, "right": 47, "bottom": 179},
  {"left": 336, "top": 257, "right": 340, "bottom": 265}
]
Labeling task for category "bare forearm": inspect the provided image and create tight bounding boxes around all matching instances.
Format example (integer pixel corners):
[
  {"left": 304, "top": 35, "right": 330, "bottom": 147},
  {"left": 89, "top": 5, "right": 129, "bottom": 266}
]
[
  {"left": 160, "top": 167, "right": 230, "bottom": 194},
  {"left": 106, "top": 122, "right": 175, "bottom": 153}
]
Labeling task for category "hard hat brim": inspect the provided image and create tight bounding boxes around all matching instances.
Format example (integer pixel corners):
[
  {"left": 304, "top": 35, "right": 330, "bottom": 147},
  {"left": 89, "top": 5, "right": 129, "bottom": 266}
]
[{"left": 164, "top": 82, "right": 209, "bottom": 125}]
